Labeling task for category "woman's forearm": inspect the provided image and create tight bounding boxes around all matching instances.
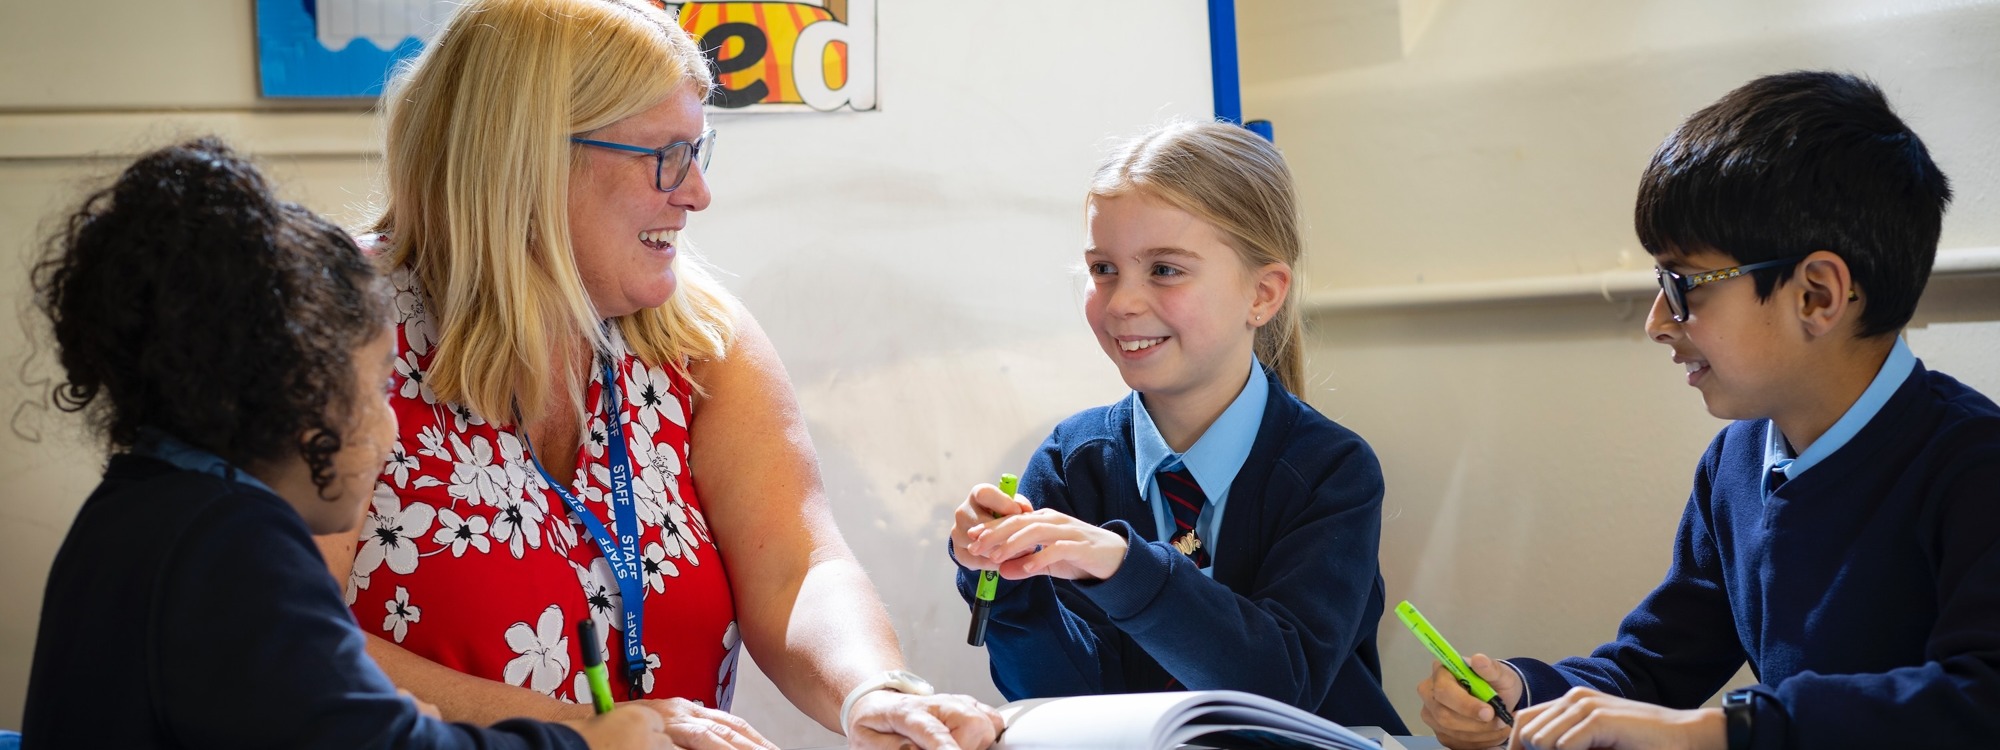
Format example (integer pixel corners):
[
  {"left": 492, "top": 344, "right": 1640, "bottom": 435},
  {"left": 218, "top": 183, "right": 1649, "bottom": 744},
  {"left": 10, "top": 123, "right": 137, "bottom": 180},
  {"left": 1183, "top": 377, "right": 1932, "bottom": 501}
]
[
  {"left": 744, "top": 554, "right": 905, "bottom": 732},
  {"left": 364, "top": 632, "right": 592, "bottom": 724}
]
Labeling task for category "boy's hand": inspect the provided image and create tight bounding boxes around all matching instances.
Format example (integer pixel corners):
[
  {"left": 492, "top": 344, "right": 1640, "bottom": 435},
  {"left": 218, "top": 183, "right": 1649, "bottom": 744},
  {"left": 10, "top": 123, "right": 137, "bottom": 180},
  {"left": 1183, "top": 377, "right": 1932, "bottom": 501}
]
[
  {"left": 562, "top": 705, "right": 674, "bottom": 750},
  {"left": 950, "top": 483, "right": 1033, "bottom": 571},
  {"left": 1512, "top": 688, "right": 1724, "bottom": 750},
  {"left": 1416, "top": 654, "right": 1522, "bottom": 749},
  {"left": 963, "top": 506, "right": 1128, "bottom": 582}
]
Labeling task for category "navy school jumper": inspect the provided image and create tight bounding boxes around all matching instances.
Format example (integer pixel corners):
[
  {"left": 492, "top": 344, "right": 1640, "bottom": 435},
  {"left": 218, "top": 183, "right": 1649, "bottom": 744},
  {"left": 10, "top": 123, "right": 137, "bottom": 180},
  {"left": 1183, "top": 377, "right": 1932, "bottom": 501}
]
[
  {"left": 23, "top": 454, "right": 587, "bottom": 750},
  {"left": 1507, "top": 363, "right": 2000, "bottom": 749},
  {"left": 954, "top": 365, "right": 1406, "bottom": 732}
]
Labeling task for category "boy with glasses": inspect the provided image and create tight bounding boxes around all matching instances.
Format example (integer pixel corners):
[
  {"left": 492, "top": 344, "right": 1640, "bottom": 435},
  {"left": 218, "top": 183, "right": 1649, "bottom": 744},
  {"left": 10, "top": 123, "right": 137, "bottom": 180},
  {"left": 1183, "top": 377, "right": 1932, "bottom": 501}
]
[{"left": 1417, "top": 71, "right": 2000, "bottom": 750}]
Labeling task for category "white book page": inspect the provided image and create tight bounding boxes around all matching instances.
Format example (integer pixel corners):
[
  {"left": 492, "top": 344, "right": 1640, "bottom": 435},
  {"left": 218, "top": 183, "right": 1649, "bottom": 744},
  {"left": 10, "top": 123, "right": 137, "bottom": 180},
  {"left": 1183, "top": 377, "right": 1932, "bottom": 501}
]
[
  {"left": 993, "top": 691, "right": 1377, "bottom": 750},
  {"left": 995, "top": 693, "right": 1213, "bottom": 750}
]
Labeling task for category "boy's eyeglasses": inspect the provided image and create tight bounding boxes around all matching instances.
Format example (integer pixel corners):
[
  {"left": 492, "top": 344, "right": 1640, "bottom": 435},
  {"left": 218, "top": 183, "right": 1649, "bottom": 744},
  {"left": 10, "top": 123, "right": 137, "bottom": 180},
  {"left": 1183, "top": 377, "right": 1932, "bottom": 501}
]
[
  {"left": 570, "top": 127, "right": 716, "bottom": 193},
  {"left": 1655, "top": 255, "right": 1807, "bottom": 323}
]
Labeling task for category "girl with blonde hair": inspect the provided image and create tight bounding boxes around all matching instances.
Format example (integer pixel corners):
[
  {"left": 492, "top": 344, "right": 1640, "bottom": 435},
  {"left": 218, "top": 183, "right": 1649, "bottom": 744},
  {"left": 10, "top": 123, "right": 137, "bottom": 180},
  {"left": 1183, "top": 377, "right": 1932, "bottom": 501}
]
[
  {"left": 319, "top": 2, "right": 1002, "bottom": 748},
  {"left": 948, "top": 120, "right": 1404, "bottom": 732}
]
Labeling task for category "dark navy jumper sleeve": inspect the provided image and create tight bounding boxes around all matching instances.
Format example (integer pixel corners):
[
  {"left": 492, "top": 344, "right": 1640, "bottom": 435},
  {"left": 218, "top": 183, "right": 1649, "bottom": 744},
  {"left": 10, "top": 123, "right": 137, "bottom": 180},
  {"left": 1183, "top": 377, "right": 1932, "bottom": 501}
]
[
  {"left": 1507, "top": 430, "right": 1747, "bottom": 710},
  {"left": 152, "top": 487, "right": 585, "bottom": 750},
  {"left": 1070, "top": 437, "right": 1385, "bottom": 713},
  {"left": 953, "top": 374, "right": 1402, "bottom": 731},
  {"left": 952, "top": 428, "right": 1124, "bottom": 700},
  {"left": 1507, "top": 370, "right": 2000, "bottom": 750}
]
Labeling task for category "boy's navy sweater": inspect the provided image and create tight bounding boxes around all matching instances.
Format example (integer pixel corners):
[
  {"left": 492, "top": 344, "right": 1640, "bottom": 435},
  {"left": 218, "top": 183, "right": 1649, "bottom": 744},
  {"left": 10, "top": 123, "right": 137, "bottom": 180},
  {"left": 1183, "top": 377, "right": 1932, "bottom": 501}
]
[
  {"left": 23, "top": 454, "right": 587, "bottom": 750},
  {"left": 955, "top": 366, "right": 1406, "bottom": 733},
  {"left": 1509, "top": 363, "right": 2000, "bottom": 749}
]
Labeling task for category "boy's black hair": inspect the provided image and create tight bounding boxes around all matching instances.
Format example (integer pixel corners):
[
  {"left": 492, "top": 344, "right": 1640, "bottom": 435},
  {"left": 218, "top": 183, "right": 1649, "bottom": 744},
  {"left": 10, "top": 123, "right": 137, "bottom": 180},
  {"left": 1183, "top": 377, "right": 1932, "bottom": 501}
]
[
  {"left": 1635, "top": 71, "right": 1952, "bottom": 338},
  {"left": 33, "top": 136, "right": 391, "bottom": 495}
]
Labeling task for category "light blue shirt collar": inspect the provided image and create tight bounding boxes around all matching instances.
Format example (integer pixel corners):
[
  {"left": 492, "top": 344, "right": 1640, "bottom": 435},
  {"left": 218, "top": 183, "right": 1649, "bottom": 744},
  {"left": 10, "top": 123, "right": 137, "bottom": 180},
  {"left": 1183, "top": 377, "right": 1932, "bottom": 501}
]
[
  {"left": 1764, "top": 336, "right": 1915, "bottom": 487},
  {"left": 1130, "top": 357, "right": 1269, "bottom": 571},
  {"left": 132, "top": 427, "right": 279, "bottom": 496}
]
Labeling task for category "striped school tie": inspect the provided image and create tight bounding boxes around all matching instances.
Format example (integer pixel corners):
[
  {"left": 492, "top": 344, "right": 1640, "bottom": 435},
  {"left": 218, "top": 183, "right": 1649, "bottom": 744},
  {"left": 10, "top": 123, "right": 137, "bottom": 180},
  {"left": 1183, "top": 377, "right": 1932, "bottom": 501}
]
[{"left": 1157, "top": 464, "right": 1210, "bottom": 568}]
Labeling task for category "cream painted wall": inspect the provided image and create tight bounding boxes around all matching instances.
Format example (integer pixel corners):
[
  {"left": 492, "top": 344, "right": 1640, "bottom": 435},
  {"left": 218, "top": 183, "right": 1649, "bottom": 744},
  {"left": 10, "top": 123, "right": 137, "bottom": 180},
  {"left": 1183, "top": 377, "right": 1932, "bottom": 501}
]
[
  {"left": 9, "top": 0, "right": 2000, "bottom": 742},
  {"left": 0, "top": 1, "right": 1208, "bottom": 742},
  {"left": 1243, "top": 0, "right": 2000, "bottom": 733}
]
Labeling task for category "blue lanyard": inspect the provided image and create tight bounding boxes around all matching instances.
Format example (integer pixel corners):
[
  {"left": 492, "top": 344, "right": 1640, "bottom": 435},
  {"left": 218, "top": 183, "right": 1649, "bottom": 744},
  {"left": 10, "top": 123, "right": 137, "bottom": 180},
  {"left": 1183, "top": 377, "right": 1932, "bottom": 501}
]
[{"left": 522, "top": 358, "right": 648, "bottom": 698}]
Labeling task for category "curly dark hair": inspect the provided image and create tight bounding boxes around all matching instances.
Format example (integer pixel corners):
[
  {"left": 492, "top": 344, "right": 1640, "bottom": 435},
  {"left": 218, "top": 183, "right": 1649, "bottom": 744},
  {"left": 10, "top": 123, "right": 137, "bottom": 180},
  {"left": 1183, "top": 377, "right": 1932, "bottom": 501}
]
[{"left": 32, "top": 136, "right": 390, "bottom": 495}]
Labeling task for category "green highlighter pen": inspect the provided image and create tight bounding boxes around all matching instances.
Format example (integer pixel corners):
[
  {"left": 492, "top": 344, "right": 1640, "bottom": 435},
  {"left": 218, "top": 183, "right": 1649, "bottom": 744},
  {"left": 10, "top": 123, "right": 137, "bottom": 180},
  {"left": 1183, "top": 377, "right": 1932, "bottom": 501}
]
[
  {"left": 577, "top": 619, "right": 616, "bottom": 715},
  {"left": 1395, "top": 600, "right": 1515, "bottom": 727},
  {"left": 966, "top": 473, "right": 1020, "bottom": 647}
]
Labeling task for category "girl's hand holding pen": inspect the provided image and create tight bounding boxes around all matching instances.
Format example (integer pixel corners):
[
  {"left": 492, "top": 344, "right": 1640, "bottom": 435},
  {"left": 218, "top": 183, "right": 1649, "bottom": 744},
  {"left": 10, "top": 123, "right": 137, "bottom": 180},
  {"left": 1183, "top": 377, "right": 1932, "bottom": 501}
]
[
  {"left": 950, "top": 483, "right": 1032, "bottom": 572},
  {"left": 957, "top": 490, "right": 1129, "bottom": 582}
]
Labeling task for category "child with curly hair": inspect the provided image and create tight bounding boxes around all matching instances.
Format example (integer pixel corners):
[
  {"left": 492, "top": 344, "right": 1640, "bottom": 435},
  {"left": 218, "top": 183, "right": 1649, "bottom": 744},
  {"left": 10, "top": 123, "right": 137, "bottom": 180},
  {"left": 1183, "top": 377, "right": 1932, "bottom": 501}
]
[{"left": 20, "top": 137, "right": 666, "bottom": 749}]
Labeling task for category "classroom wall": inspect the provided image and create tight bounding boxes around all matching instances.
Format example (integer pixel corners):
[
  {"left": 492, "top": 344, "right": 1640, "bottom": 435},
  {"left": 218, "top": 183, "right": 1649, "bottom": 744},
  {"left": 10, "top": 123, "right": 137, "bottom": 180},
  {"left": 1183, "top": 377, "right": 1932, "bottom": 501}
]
[
  {"left": 7, "top": 0, "right": 2000, "bottom": 742},
  {"left": 0, "top": 1, "right": 1207, "bottom": 742},
  {"left": 1240, "top": 0, "right": 2000, "bottom": 731}
]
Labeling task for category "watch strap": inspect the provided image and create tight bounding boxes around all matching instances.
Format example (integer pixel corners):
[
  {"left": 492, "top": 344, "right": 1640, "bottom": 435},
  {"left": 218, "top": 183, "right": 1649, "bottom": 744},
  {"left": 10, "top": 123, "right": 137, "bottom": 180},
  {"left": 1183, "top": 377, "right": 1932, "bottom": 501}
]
[
  {"left": 1723, "top": 688, "right": 1756, "bottom": 750},
  {"left": 840, "top": 670, "right": 936, "bottom": 733}
]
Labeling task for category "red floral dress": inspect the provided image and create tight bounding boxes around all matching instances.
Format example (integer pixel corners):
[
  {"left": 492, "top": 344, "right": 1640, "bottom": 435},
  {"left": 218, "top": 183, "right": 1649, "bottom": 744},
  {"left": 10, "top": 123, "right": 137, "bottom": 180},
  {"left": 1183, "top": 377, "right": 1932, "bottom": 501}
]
[{"left": 347, "top": 264, "right": 740, "bottom": 709}]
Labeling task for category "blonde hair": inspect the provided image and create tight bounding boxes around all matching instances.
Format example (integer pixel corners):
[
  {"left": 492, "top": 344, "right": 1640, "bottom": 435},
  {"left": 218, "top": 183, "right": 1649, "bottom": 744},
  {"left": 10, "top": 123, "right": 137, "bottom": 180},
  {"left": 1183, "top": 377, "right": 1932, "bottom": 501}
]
[
  {"left": 375, "top": 0, "right": 736, "bottom": 422},
  {"left": 1088, "top": 120, "right": 1307, "bottom": 396}
]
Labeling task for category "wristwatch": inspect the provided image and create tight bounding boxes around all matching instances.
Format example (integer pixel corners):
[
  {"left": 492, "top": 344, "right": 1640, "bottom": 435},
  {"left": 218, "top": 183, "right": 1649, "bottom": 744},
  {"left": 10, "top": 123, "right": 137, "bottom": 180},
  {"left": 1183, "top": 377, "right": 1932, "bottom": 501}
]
[
  {"left": 1722, "top": 688, "right": 1756, "bottom": 750},
  {"left": 839, "top": 669, "right": 937, "bottom": 732}
]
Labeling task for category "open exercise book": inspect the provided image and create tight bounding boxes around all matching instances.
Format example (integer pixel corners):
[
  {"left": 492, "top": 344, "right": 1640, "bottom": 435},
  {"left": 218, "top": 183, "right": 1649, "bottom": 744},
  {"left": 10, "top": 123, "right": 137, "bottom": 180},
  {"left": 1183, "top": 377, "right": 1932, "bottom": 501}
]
[{"left": 992, "top": 691, "right": 1398, "bottom": 750}]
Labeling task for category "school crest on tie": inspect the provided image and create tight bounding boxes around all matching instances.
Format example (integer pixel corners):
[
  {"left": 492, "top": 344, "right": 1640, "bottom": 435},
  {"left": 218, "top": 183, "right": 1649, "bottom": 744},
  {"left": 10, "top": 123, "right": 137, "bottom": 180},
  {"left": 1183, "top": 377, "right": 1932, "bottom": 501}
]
[{"left": 1171, "top": 529, "right": 1203, "bottom": 558}]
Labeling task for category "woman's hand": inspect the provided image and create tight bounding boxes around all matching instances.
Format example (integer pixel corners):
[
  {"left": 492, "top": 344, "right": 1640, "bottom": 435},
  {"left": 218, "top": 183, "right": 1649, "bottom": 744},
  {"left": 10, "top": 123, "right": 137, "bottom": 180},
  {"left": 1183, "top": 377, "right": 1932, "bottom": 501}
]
[
  {"left": 561, "top": 704, "right": 674, "bottom": 750},
  {"left": 963, "top": 505, "right": 1128, "bottom": 582},
  {"left": 632, "top": 698, "right": 778, "bottom": 750},
  {"left": 950, "top": 483, "right": 1032, "bottom": 571},
  {"left": 845, "top": 691, "right": 1004, "bottom": 750}
]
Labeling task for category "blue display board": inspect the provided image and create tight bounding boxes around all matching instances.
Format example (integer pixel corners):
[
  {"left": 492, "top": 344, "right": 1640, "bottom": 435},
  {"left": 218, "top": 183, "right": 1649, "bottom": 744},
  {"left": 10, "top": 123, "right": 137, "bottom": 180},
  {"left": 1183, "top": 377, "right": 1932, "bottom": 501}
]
[{"left": 256, "top": 0, "right": 440, "bottom": 98}]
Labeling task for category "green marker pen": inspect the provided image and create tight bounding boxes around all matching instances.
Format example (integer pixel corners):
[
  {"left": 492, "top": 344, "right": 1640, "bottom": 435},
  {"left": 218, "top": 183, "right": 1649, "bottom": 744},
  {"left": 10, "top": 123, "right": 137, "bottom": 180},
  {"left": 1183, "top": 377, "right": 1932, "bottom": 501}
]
[
  {"left": 577, "top": 619, "right": 616, "bottom": 715},
  {"left": 966, "top": 473, "right": 1019, "bottom": 647},
  {"left": 1395, "top": 600, "right": 1515, "bottom": 726}
]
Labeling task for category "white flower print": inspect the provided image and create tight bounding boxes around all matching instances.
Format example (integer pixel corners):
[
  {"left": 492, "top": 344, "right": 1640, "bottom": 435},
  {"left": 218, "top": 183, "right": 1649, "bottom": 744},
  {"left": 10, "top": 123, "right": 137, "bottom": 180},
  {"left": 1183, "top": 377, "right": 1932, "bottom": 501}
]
[
  {"left": 390, "top": 267, "right": 440, "bottom": 356},
  {"left": 544, "top": 500, "right": 580, "bottom": 558},
  {"left": 627, "top": 362, "right": 686, "bottom": 432},
  {"left": 575, "top": 558, "right": 626, "bottom": 639},
  {"left": 383, "top": 586, "right": 422, "bottom": 643},
  {"left": 394, "top": 351, "right": 438, "bottom": 404},
  {"left": 494, "top": 431, "right": 533, "bottom": 496},
  {"left": 627, "top": 420, "right": 682, "bottom": 525},
  {"left": 345, "top": 568, "right": 368, "bottom": 606},
  {"left": 431, "top": 506, "right": 492, "bottom": 556},
  {"left": 685, "top": 497, "right": 714, "bottom": 546},
  {"left": 383, "top": 443, "right": 421, "bottom": 488},
  {"left": 503, "top": 605, "right": 571, "bottom": 696},
  {"left": 355, "top": 483, "right": 436, "bottom": 577},
  {"left": 639, "top": 650, "right": 663, "bottom": 694},
  {"left": 416, "top": 425, "right": 449, "bottom": 461},
  {"left": 491, "top": 489, "right": 547, "bottom": 558},
  {"left": 717, "top": 621, "right": 742, "bottom": 710},
  {"left": 657, "top": 499, "right": 703, "bottom": 567},
  {"left": 450, "top": 402, "right": 487, "bottom": 433},
  {"left": 641, "top": 540, "right": 679, "bottom": 593},
  {"left": 447, "top": 433, "right": 512, "bottom": 508},
  {"left": 585, "top": 415, "right": 608, "bottom": 460}
]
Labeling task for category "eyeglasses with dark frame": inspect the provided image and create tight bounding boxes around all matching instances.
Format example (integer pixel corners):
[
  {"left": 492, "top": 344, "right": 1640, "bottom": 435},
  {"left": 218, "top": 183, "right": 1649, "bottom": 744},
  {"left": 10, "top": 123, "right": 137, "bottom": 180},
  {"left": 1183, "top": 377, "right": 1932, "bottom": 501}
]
[
  {"left": 570, "top": 127, "right": 717, "bottom": 193},
  {"left": 1654, "top": 255, "right": 1807, "bottom": 323}
]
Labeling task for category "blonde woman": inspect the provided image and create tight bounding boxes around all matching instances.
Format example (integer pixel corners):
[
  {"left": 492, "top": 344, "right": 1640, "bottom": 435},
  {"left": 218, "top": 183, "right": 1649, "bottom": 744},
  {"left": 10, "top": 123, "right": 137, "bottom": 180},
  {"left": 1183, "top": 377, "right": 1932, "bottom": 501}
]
[{"left": 316, "top": 2, "right": 1002, "bottom": 749}]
